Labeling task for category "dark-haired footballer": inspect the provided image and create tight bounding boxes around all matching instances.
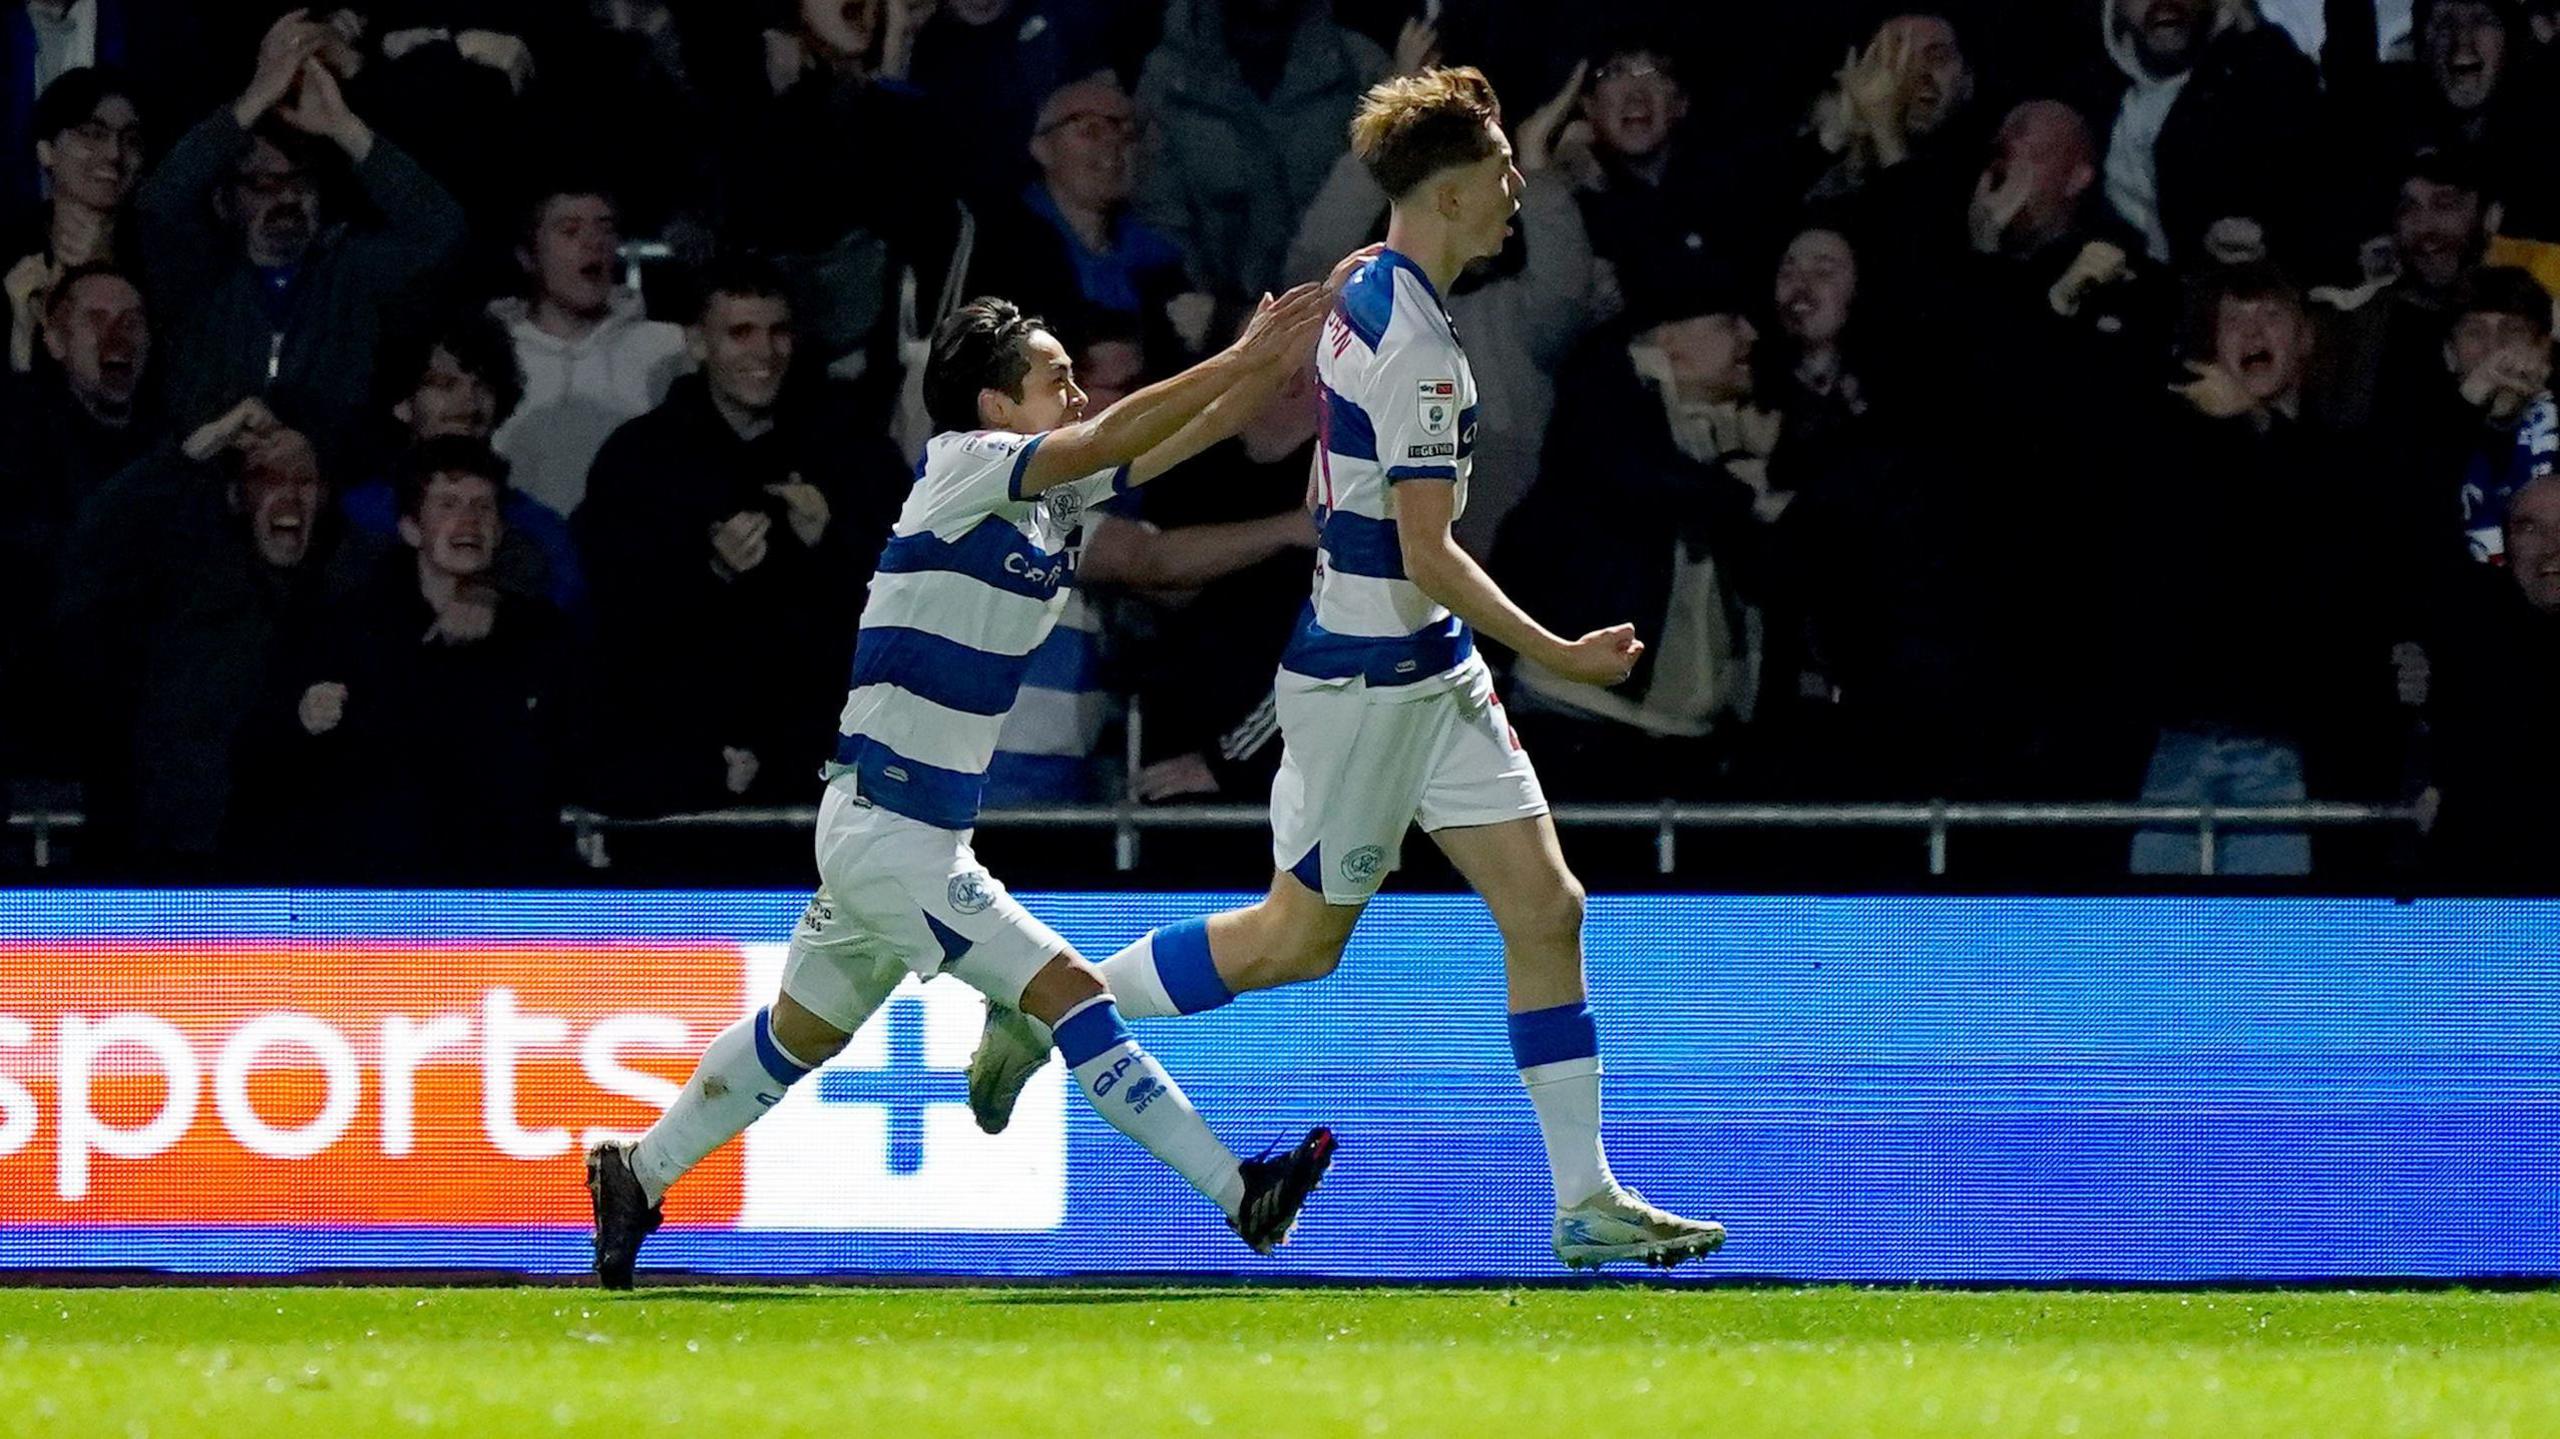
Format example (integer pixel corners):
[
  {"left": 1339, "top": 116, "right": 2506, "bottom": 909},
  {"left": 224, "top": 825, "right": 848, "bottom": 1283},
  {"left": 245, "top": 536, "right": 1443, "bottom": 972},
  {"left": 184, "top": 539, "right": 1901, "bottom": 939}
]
[{"left": 582, "top": 279, "right": 1341, "bottom": 1289}]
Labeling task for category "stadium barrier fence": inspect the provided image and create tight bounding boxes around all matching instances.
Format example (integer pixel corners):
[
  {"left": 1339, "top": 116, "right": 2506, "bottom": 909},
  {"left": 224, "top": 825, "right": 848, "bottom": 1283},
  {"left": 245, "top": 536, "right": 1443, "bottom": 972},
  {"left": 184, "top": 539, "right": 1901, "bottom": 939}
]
[{"left": 5, "top": 801, "right": 2424, "bottom": 877}]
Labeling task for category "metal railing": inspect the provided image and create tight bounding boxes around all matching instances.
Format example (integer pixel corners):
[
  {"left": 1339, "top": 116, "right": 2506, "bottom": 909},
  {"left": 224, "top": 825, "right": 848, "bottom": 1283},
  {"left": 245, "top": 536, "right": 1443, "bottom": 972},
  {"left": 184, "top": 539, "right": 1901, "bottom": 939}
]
[
  {"left": 8, "top": 801, "right": 2418, "bottom": 878},
  {"left": 569, "top": 799, "right": 2417, "bottom": 877}
]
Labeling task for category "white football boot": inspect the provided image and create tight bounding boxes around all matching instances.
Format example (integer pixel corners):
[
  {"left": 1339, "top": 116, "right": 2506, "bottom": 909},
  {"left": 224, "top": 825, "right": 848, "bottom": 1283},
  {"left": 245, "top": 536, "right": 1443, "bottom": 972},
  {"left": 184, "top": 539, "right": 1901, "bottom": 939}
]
[
  {"left": 1554, "top": 1187, "right": 1727, "bottom": 1270},
  {"left": 965, "top": 1000, "right": 1053, "bottom": 1134}
]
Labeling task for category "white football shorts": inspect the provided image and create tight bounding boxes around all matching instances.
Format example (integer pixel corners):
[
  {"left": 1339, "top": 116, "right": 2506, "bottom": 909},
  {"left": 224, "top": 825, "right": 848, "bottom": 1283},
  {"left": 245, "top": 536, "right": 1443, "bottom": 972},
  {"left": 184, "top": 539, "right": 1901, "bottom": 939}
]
[
  {"left": 1268, "top": 655, "right": 1549, "bottom": 905},
  {"left": 779, "top": 779, "right": 1069, "bottom": 1028}
]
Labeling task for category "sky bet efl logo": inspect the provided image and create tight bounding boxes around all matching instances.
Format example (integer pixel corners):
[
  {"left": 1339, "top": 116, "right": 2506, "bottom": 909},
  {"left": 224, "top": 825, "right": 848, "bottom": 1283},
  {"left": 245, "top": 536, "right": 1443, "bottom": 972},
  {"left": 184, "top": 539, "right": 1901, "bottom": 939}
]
[{"left": 0, "top": 941, "right": 1066, "bottom": 1231}]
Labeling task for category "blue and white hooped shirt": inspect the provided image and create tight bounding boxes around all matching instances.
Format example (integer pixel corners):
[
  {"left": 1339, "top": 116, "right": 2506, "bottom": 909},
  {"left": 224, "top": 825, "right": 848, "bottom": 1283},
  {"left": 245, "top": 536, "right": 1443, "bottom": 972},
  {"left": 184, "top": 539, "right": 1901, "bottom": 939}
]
[
  {"left": 1291, "top": 248, "right": 1485, "bottom": 694},
  {"left": 829, "top": 429, "right": 1127, "bottom": 829}
]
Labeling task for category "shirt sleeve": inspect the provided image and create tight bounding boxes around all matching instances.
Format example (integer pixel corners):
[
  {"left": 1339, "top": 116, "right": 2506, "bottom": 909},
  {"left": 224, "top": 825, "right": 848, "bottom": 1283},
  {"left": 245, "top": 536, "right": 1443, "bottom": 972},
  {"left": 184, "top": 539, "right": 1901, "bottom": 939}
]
[
  {"left": 1056, "top": 463, "right": 1138, "bottom": 511},
  {"left": 911, "top": 430, "right": 1044, "bottom": 526},
  {"left": 1358, "top": 319, "right": 1466, "bottom": 484}
]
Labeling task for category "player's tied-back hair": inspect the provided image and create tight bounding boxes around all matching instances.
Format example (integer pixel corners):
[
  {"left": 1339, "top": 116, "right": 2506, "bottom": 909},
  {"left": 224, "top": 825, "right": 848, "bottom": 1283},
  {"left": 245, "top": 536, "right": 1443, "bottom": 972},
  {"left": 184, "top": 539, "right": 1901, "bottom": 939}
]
[
  {"left": 926, "top": 297, "right": 1050, "bottom": 433},
  {"left": 1349, "top": 66, "right": 1504, "bottom": 202}
]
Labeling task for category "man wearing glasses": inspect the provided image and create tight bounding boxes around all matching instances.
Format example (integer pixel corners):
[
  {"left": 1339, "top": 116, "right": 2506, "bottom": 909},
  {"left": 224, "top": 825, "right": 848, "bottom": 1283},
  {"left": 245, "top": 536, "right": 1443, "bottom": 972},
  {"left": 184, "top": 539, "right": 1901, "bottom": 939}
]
[
  {"left": 134, "top": 9, "right": 461, "bottom": 457},
  {"left": 973, "top": 76, "right": 1204, "bottom": 365},
  {"left": 7, "top": 66, "right": 141, "bottom": 375}
]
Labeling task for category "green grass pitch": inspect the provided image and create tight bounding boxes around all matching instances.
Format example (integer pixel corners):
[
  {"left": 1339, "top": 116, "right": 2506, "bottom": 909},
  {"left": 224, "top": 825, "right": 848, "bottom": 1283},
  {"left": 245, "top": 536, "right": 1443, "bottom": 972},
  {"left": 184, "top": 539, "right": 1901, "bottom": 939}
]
[{"left": 4, "top": 1285, "right": 2556, "bottom": 1437}]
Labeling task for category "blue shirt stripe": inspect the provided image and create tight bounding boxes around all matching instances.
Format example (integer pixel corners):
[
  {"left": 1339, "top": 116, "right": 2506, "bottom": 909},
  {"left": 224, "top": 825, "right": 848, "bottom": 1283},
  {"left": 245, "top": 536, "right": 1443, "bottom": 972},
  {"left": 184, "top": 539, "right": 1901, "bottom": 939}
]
[
  {"left": 831, "top": 733, "right": 987, "bottom": 830},
  {"left": 1320, "top": 384, "right": 1377, "bottom": 462},
  {"left": 874, "top": 515, "right": 1071, "bottom": 602},
  {"left": 849, "top": 626, "right": 1036, "bottom": 717},
  {"left": 1318, "top": 509, "right": 1406, "bottom": 579},
  {"left": 1280, "top": 606, "right": 1474, "bottom": 686}
]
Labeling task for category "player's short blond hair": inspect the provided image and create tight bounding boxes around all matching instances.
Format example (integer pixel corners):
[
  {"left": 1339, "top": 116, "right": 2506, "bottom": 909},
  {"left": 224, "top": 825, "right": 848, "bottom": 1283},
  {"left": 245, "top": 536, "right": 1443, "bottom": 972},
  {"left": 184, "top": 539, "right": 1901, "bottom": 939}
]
[{"left": 1348, "top": 66, "right": 1503, "bottom": 201}]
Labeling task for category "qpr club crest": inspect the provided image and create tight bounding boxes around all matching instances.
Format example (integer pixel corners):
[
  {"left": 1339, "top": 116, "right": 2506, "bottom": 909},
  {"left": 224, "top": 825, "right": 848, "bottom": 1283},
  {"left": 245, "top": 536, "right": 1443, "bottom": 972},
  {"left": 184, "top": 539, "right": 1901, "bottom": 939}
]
[
  {"left": 1341, "top": 844, "right": 1388, "bottom": 885},
  {"left": 1418, "top": 378, "right": 1456, "bottom": 436},
  {"left": 948, "top": 871, "right": 995, "bottom": 915},
  {"left": 1042, "top": 484, "right": 1087, "bottom": 531}
]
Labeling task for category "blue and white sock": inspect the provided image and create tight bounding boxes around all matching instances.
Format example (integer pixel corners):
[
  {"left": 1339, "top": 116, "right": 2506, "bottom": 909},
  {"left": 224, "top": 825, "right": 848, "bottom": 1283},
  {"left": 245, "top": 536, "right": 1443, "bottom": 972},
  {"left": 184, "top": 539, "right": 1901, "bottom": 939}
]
[
  {"left": 1510, "top": 1002, "right": 1618, "bottom": 1209},
  {"left": 1055, "top": 994, "right": 1246, "bottom": 1214},
  {"left": 1093, "top": 918, "right": 1234, "bottom": 1019},
  {"left": 630, "top": 1007, "right": 817, "bottom": 1203}
]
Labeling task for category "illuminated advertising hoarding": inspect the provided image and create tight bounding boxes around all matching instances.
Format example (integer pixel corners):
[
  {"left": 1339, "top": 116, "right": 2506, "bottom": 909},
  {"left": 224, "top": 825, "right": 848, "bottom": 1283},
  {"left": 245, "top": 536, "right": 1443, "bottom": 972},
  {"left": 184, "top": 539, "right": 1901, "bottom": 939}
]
[{"left": 1, "top": 892, "right": 2552, "bottom": 1281}]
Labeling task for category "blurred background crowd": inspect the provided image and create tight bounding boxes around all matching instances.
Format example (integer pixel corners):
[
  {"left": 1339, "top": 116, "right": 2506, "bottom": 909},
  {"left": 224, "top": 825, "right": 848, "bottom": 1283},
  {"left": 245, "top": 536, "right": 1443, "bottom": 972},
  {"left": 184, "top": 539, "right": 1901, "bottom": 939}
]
[{"left": 6, "top": 0, "right": 2560, "bottom": 889}]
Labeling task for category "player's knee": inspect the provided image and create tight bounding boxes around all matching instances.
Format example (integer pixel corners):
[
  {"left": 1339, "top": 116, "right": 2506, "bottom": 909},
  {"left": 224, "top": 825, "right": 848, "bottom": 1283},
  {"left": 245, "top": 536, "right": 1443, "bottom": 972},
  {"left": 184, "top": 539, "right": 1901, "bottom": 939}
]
[
  {"left": 1501, "top": 877, "right": 1586, "bottom": 955},
  {"left": 768, "top": 993, "right": 854, "bottom": 1063},
  {"left": 1018, "top": 953, "right": 1107, "bottom": 1027},
  {"left": 1262, "top": 928, "right": 1348, "bottom": 985}
]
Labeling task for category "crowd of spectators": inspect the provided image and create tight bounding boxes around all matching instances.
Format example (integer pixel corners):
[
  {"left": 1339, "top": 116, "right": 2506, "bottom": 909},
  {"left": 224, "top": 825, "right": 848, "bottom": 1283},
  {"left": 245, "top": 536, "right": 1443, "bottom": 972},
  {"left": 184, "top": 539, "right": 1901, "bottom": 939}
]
[{"left": 6, "top": 0, "right": 2560, "bottom": 885}]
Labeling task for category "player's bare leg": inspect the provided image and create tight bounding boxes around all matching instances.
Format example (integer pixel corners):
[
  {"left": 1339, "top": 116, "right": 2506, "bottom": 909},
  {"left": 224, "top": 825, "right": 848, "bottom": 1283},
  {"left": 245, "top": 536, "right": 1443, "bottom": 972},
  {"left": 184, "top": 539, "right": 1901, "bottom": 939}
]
[{"left": 1429, "top": 813, "right": 1724, "bottom": 1269}]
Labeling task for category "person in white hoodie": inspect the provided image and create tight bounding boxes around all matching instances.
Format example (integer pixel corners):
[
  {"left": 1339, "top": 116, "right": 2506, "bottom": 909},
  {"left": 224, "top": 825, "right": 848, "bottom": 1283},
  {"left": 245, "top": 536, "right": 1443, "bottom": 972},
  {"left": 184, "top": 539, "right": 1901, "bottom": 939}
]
[
  {"left": 2090, "top": 0, "right": 2329, "bottom": 269},
  {"left": 487, "top": 185, "right": 691, "bottom": 517}
]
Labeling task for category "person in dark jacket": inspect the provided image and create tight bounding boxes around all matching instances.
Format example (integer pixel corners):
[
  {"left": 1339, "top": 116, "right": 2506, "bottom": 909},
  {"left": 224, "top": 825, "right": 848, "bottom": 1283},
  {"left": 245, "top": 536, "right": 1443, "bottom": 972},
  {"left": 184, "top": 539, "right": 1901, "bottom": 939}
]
[
  {"left": 2423, "top": 471, "right": 2560, "bottom": 882},
  {"left": 1798, "top": 13, "right": 1990, "bottom": 310},
  {"left": 1835, "top": 97, "right": 2169, "bottom": 806},
  {"left": 904, "top": 0, "right": 1099, "bottom": 205},
  {"left": 2330, "top": 0, "right": 2560, "bottom": 243},
  {"left": 2306, "top": 144, "right": 2498, "bottom": 434},
  {"left": 723, "top": 0, "right": 961, "bottom": 402},
  {"left": 0, "top": 262, "right": 154, "bottom": 525},
  {"left": 1531, "top": 38, "right": 1773, "bottom": 325},
  {"left": 0, "top": 261, "right": 156, "bottom": 785},
  {"left": 1133, "top": 0, "right": 1390, "bottom": 303},
  {"left": 969, "top": 75, "right": 1198, "bottom": 360},
  {"left": 1493, "top": 263, "right": 1773, "bottom": 800},
  {"left": 133, "top": 12, "right": 465, "bottom": 461},
  {"left": 51, "top": 398, "right": 365, "bottom": 874},
  {"left": 2112, "top": 264, "right": 2403, "bottom": 875},
  {"left": 574, "top": 254, "right": 910, "bottom": 816},
  {"left": 2087, "top": 0, "right": 2331, "bottom": 270},
  {"left": 250, "top": 437, "right": 580, "bottom": 883}
]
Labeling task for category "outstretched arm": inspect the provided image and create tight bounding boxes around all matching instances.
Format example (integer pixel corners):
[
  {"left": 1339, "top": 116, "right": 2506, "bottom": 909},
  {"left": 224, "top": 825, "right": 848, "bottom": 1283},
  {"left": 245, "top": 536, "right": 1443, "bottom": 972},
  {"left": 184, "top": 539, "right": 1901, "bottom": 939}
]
[
  {"left": 1121, "top": 246, "right": 1377, "bottom": 487},
  {"left": 1017, "top": 283, "right": 1331, "bottom": 495},
  {"left": 1122, "top": 358, "right": 1305, "bottom": 488},
  {"left": 1395, "top": 478, "right": 1643, "bottom": 686}
]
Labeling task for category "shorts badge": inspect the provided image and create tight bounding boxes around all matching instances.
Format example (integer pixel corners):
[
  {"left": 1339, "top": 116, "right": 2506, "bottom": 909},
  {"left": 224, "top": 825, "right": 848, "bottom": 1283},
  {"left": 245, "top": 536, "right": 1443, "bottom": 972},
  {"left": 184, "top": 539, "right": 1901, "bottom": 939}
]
[
  {"left": 1341, "top": 845, "right": 1388, "bottom": 885},
  {"left": 948, "top": 872, "right": 995, "bottom": 915}
]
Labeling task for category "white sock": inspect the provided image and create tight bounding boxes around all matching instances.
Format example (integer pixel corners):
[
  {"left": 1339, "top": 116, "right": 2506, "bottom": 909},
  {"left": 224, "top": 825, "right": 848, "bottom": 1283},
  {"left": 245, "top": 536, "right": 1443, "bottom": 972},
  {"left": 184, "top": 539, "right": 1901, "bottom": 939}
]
[
  {"left": 1092, "top": 933, "right": 1182, "bottom": 1018},
  {"left": 629, "top": 1007, "right": 821, "bottom": 1204},
  {"left": 1055, "top": 995, "right": 1246, "bottom": 1214},
  {"left": 1093, "top": 917, "right": 1232, "bottom": 1018},
  {"left": 1521, "top": 1056, "right": 1618, "bottom": 1209}
]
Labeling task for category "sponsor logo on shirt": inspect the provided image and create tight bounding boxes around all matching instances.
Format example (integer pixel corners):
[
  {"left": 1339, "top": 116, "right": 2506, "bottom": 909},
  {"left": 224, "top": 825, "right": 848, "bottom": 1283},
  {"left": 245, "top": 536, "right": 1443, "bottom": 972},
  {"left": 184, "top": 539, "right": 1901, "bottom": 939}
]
[{"left": 1406, "top": 443, "right": 1456, "bottom": 459}]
